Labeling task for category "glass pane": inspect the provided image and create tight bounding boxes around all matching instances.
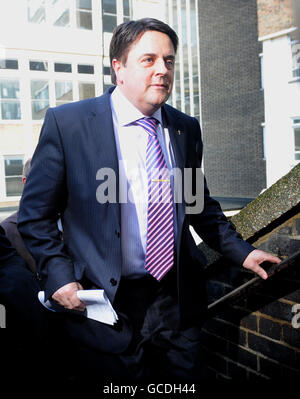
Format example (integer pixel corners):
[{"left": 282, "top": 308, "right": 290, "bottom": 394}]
[
  {"left": 0, "top": 59, "right": 18, "bottom": 69},
  {"left": 30, "top": 60, "right": 48, "bottom": 71},
  {"left": 78, "top": 64, "right": 94, "bottom": 74},
  {"left": 28, "top": 0, "right": 46, "bottom": 23},
  {"left": 123, "top": 0, "right": 130, "bottom": 16},
  {"left": 79, "top": 83, "right": 95, "bottom": 100},
  {"left": 77, "top": 0, "right": 91, "bottom": 10},
  {"left": 5, "top": 177, "right": 23, "bottom": 196},
  {"left": 4, "top": 157, "right": 23, "bottom": 176},
  {"left": 31, "top": 100, "right": 49, "bottom": 119},
  {"left": 77, "top": 10, "right": 92, "bottom": 29},
  {"left": 1, "top": 102, "right": 21, "bottom": 120},
  {"left": 295, "top": 152, "right": 300, "bottom": 160},
  {"left": 102, "top": 0, "right": 116, "bottom": 14},
  {"left": 192, "top": 56, "right": 198, "bottom": 76},
  {"left": 55, "top": 81, "right": 73, "bottom": 101},
  {"left": 295, "top": 128, "right": 300, "bottom": 151},
  {"left": 103, "top": 14, "right": 117, "bottom": 33},
  {"left": 0, "top": 80, "right": 20, "bottom": 99},
  {"left": 194, "top": 95, "right": 199, "bottom": 116},
  {"left": 103, "top": 66, "right": 111, "bottom": 75},
  {"left": 54, "top": 62, "right": 72, "bottom": 72},
  {"left": 193, "top": 76, "right": 199, "bottom": 96},
  {"left": 54, "top": 9, "right": 70, "bottom": 27},
  {"left": 184, "top": 78, "right": 190, "bottom": 97},
  {"left": 184, "top": 97, "right": 190, "bottom": 115},
  {"left": 31, "top": 80, "right": 49, "bottom": 99}
]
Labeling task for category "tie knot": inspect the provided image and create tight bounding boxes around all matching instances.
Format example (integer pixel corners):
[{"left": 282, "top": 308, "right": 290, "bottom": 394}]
[{"left": 134, "top": 117, "right": 158, "bottom": 137}]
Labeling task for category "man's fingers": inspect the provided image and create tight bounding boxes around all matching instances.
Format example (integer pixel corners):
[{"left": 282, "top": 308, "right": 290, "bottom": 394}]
[{"left": 52, "top": 282, "right": 86, "bottom": 311}]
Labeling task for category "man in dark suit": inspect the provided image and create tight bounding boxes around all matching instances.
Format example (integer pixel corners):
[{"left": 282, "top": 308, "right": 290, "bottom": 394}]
[{"left": 18, "top": 18, "right": 280, "bottom": 382}]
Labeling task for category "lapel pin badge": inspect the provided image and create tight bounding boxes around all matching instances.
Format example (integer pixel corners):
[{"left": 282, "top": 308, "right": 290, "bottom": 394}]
[{"left": 177, "top": 129, "right": 182, "bottom": 135}]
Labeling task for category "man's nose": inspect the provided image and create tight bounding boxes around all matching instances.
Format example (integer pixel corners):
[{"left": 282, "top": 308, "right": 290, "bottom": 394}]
[{"left": 154, "top": 58, "right": 168, "bottom": 74}]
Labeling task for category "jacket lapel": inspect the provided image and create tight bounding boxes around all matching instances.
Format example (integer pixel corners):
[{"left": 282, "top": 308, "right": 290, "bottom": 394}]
[{"left": 88, "top": 90, "right": 120, "bottom": 224}]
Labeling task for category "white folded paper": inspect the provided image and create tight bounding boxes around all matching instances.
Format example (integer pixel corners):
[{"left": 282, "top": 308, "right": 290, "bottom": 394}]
[{"left": 38, "top": 290, "right": 118, "bottom": 326}]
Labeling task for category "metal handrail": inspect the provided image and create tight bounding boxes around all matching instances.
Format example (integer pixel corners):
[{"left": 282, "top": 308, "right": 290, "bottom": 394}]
[{"left": 207, "top": 249, "right": 300, "bottom": 313}]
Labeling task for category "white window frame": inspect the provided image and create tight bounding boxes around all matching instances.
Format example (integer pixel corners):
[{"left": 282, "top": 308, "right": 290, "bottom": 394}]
[{"left": 293, "top": 118, "right": 300, "bottom": 162}]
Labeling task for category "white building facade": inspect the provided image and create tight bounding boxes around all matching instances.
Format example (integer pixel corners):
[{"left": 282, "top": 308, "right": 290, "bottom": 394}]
[
  {"left": 0, "top": 0, "right": 201, "bottom": 208},
  {"left": 260, "top": 26, "right": 300, "bottom": 187}
]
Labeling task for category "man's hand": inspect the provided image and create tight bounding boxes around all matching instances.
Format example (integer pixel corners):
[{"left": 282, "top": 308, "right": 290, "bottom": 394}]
[
  {"left": 52, "top": 282, "right": 86, "bottom": 311},
  {"left": 243, "top": 249, "right": 281, "bottom": 280}
]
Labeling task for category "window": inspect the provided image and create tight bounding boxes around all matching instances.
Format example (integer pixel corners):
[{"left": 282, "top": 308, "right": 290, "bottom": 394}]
[
  {"left": 123, "top": 0, "right": 130, "bottom": 17},
  {"left": 55, "top": 81, "right": 73, "bottom": 105},
  {"left": 0, "top": 59, "right": 18, "bottom": 70},
  {"left": 4, "top": 156, "right": 24, "bottom": 197},
  {"left": 0, "top": 80, "right": 21, "bottom": 120},
  {"left": 102, "top": 0, "right": 116, "bottom": 14},
  {"left": 27, "top": 0, "right": 92, "bottom": 30},
  {"left": 29, "top": 60, "right": 48, "bottom": 71},
  {"left": 292, "top": 40, "right": 300, "bottom": 79},
  {"left": 79, "top": 82, "right": 95, "bottom": 100},
  {"left": 77, "top": 64, "right": 94, "bottom": 74},
  {"left": 102, "top": 0, "right": 117, "bottom": 33},
  {"left": 103, "top": 66, "right": 110, "bottom": 75},
  {"left": 293, "top": 118, "right": 300, "bottom": 161},
  {"left": 27, "top": 0, "right": 46, "bottom": 24},
  {"left": 54, "top": 62, "right": 72, "bottom": 72},
  {"left": 76, "top": 0, "right": 92, "bottom": 30},
  {"left": 31, "top": 80, "right": 49, "bottom": 119}
]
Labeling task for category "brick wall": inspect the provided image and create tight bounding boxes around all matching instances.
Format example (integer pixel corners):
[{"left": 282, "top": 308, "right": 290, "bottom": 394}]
[
  {"left": 257, "top": 0, "right": 295, "bottom": 37},
  {"left": 202, "top": 213, "right": 300, "bottom": 380},
  {"left": 198, "top": 0, "right": 266, "bottom": 198}
]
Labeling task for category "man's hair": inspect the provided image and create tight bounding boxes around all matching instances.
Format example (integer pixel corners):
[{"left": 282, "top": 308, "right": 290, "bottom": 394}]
[
  {"left": 109, "top": 18, "right": 178, "bottom": 85},
  {"left": 22, "top": 158, "right": 31, "bottom": 178}
]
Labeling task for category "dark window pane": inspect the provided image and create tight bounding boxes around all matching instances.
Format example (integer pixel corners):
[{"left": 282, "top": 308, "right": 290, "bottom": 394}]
[
  {"left": 295, "top": 128, "right": 300, "bottom": 151},
  {"left": 103, "top": 66, "right": 111, "bottom": 75},
  {"left": 1, "top": 102, "right": 21, "bottom": 119},
  {"left": 103, "top": 14, "right": 117, "bottom": 32},
  {"left": 29, "top": 61, "right": 48, "bottom": 71},
  {"left": 78, "top": 64, "right": 94, "bottom": 74},
  {"left": 77, "top": 0, "right": 92, "bottom": 10},
  {"left": 0, "top": 59, "right": 18, "bottom": 69},
  {"left": 123, "top": 0, "right": 130, "bottom": 16},
  {"left": 4, "top": 158, "right": 23, "bottom": 177},
  {"left": 77, "top": 10, "right": 92, "bottom": 29},
  {"left": 5, "top": 177, "right": 23, "bottom": 196},
  {"left": 54, "top": 63, "right": 72, "bottom": 72},
  {"left": 102, "top": 0, "right": 116, "bottom": 14}
]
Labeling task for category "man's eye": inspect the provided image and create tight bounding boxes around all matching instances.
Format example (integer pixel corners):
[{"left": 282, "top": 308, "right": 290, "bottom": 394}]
[
  {"left": 143, "top": 58, "right": 153, "bottom": 63},
  {"left": 166, "top": 60, "right": 174, "bottom": 68}
]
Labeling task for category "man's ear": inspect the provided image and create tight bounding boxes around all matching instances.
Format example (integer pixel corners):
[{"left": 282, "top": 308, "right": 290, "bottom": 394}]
[{"left": 112, "top": 59, "right": 124, "bottom": 85}]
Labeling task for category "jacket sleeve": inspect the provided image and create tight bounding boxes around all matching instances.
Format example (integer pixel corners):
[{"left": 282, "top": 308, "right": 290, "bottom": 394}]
[
  {"left": 189, "top": 117, "right": 255, "bottom": 266},
  {"left": 18, "top": 108, "right": 76, "bottom": 301}
]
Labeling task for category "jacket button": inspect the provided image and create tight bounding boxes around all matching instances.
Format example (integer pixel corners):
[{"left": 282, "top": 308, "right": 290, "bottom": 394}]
[{"left": 110, "top": 278, "right": 117, "bottom": 286}]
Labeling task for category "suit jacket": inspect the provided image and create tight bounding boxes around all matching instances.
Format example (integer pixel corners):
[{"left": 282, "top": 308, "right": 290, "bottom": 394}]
[
  {"left": 18, "top": 87, "right": 254, "bottom": 330},
  {"left": 1, "top": 212, "right": 37, "bottom": 274}
]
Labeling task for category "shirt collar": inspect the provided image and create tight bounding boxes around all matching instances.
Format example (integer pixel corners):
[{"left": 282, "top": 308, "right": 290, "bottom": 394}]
[{"left": 110, "top": 86, "right": 162, "bottom": 127}]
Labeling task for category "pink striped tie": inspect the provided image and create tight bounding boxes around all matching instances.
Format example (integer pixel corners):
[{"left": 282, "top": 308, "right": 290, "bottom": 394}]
[{"left": 134, "top": 117, "right": 174, "bottom": 280}]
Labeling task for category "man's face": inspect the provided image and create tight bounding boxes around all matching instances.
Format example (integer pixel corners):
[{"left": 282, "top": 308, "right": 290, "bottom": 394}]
[{"left": 113, "top": 30, "right": 175, "bottom": 116}]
